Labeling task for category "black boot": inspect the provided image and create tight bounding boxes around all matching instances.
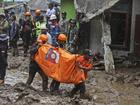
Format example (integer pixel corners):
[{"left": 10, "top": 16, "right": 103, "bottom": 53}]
[{"left": 69, "top": 85, "right": 79, "bottom": 98}]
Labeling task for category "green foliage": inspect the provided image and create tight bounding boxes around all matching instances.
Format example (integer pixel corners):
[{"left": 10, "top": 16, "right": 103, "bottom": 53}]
[
  {"left": 0, "top": 0, "right": 3, "bottom": 3},
  {"left": 61, "top": 0, "right": 76, "bottom": 20}
]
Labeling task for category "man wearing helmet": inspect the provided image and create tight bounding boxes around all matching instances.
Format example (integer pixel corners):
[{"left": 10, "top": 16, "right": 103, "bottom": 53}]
[
  {"left": 32, "top": 9, "right": 44, "bottom": 43},
  {"left": 26, "top": 34, "right": 49, "bottom": 91},
  {"left": 0, "top": 13, "right": 9, "bottom": 85},
  {"left": 34, "top": 9, "right": 42, "bottom": 22},
  {"left": 21, "top": 12, "right": 34, "bottom": 57},
  {"left": 49, "top": 14, "right": 60, "bottom": 46}
]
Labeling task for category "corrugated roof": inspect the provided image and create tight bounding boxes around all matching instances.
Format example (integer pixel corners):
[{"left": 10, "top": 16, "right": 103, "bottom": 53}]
[{"left": 74, "top": 0, "right": 119, "bottom": 21}]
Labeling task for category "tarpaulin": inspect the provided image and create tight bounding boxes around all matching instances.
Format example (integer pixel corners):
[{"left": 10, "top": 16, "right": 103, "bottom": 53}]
[{"left": 34, "top": 44, "right": 87, "bottom": 84}]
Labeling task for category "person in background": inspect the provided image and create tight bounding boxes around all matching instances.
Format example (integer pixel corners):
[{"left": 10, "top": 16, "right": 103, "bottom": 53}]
[
  {"left": 68, "top": 19, "right": 79, "bottom": 53},
  {"left": 9, "top": 15, "right": 19, "bottom": 56},
  {"left": 38, "top": 22, "right": 52, "bottom": 45},
  {"left": 53, "top": 3, "right": 60, "bottom": 22},
  {"left": 0, "top": 13, "right": 9, "bottom": 85},
  {"left": 32, "top": 9, "right": 42, "bottom": 43},
  {"left": 21, "top": 12, "right": 33, "bottom": 57},
  {"left": 33, "top": 9, "right": 42, "bottom": 23},
  {"left": 46, "top": 3, "right": 56, "bottom": 26},
  {"left": 59, "top": 12, "right": 68, "bottom": 35},
  {"left": 49, "top": 14, "right": 60, "bottom": 46}
]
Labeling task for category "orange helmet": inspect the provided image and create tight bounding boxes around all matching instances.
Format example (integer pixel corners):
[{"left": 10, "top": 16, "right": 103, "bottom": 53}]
[
  {"left": 38, "top": 34, "right": 48, "bottom": 43},
  {"left": 58, "top": 34, "right": 67, "bottom": 42},
  {"left": 24, "top": 12, "right": 31, "bottom": 16},
  {"left": 35, "top": 9, "right": 41, "bottom": 16}
]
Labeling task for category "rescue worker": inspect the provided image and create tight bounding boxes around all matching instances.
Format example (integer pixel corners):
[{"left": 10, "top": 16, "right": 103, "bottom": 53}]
[
  {"left": 68, "top": 19, "right": 79, "bottom": 54},
  {"left": 33, "top": 9, "right": 42, "bottom": 22},
  {"left": 59, "top": 12, "right": 68, "bottom": 34},
  {"left": 26, "top": 34, "right": 48, "bottom": 91},
  {"left": 0, "top": 13, "right": 9, "bottom": 85},
  {"left": 21, "top": 12, "right": 33, "bottom": 57},
  {"left": 50, "top": 34, "right": 67, "bottom": 93},
  {"left": 33, "top": 9, "right": 45, "bottom": 43},
  {"left": 57, "top": 33, "right": 67, "bottom": 48},
  {"left": 49, "top": 14, "right": 60, "bottom": 46},
  {"left": 70, "top": 49, "right": 93, "bottom": 99},
  {"left": 9, "top": 15, "right": 19, "bottom": 56}
]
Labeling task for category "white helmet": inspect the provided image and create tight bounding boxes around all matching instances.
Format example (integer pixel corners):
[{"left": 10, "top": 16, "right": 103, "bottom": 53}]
[{"left": 50, "top": 14, "right": 57, "bottom": 20}]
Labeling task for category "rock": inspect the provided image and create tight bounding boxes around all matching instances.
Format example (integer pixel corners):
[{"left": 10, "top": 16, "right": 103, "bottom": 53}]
[
  {"left": 93, "top": 95, "right": 98, "bottom": 100},
  {"left": 134, "top": 80, "right": 140, "bottom": 87},
  {"left": 135, "top": 76, "right": 140, "bottom": 81},
  {"left": 123, "top": 74, "right": 129, "bottom": 79},
  {"left": 124, "top": 75, "right": 135, "bottom": 83}
]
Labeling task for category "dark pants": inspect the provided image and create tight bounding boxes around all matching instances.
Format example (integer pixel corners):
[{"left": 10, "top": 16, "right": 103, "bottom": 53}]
[
  {"left": 70, "top": 82, "right": 86, "bottom": 96},
  {"left": 26, "top": 61, "right": 48, "bottom": 91},
  {"left": 10, "top": 38, "right": 18, "bottom": 56},
  {"left": 50, "top": 79, "right": 60, "bottom": 92},
  {"left": 0, "top": 41, "right": 8, "bottom": 80},
  {"left": 22, "top": 32, "right": 31, "bottom": 55},
  {"left": 0, "top": 52, "right": 7, "bottom": 80}
]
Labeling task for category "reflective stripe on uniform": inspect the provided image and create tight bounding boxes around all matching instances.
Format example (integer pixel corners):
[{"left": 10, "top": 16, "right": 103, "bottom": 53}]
[{"left": 35, "top": 22, "right": 41, "bottom": 36}]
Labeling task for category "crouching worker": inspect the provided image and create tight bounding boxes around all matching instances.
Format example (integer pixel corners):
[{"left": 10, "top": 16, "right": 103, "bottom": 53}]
[
  {"left": 70, "top": 49, "right": 93, "bottom": 99},
  {"left": 26, "top": 34, "right": 49, "bottom": 91},
  {"left": 50, "top": 33, "right": 67, "bottom": 93}
]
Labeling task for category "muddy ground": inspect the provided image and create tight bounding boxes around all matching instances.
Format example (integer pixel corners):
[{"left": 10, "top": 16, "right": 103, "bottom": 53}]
[{"left": 0, "top": 46, "right": 140, "bottom": 105}]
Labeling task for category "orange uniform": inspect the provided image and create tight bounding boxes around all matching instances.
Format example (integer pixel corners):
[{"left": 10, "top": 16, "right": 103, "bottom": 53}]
[{"left": 76, "top": 56, "right": 93, "bottom": 70}]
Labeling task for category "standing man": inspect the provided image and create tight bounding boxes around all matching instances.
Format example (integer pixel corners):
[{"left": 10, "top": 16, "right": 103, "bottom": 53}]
[
  {"left": 53, "top": 3, "right": 60, "bottom": 22},
  {"left": 9, "top": 15, "right": 19, "bottom": 56},
  {"left": 59, "top": 12, "right": 68, "bottom": 34},
  {"left": 0, "top": 13, "right": 9, "bottom": 84},
  {"left": 68, "top": 19, "right": 79, "bottom": 53},
  {"left": 49, "top": 14, "right": 60, "bottom": 46},
  {"left": 46, "top": 3, "right": 56, "bottom": 26},
  {"left": 33, "top": 9, "right": 42, "bottom": 22},
  {"left": 21, "top": 12, "right": 33, "bottom": 57},
  {"left": 33, "top": 9, "right": 42, "bottom": 42}
]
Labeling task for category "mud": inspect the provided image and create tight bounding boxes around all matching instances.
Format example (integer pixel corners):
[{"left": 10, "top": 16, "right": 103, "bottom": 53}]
[{"left": 0, "top": 47, "right": 140, "bottom": 105}]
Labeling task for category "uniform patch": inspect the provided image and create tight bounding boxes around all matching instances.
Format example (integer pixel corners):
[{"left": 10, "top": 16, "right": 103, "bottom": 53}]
[{"left": 45, "top": 48, "right": 60, "bottom": 64}]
